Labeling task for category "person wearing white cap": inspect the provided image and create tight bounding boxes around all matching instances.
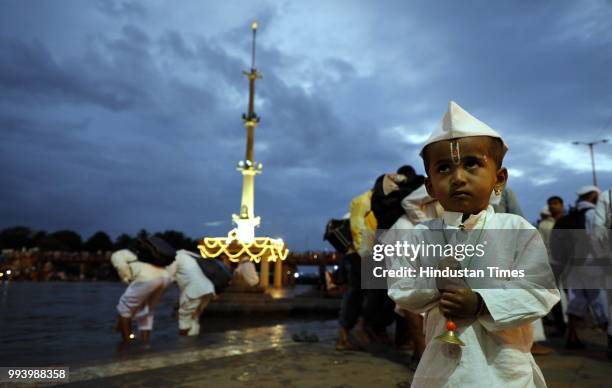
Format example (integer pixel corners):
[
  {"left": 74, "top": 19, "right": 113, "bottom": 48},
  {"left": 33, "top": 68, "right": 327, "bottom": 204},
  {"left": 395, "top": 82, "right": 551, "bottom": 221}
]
[
  {"left": 387, "top": 101, "right": 559, "bottom": 387},
  {"left": 565, "top": 185, "right": 607, "bottom": 349}
]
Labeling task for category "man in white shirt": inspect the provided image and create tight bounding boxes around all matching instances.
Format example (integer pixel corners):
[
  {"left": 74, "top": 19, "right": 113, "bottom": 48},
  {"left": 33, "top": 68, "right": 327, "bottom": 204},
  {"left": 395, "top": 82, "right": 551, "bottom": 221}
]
[
  {"left": 166, "top": 250, "right": 215, "bottom": 336},
  {"left": 111, "top": 249, "right": 172, "bottom": 344}
]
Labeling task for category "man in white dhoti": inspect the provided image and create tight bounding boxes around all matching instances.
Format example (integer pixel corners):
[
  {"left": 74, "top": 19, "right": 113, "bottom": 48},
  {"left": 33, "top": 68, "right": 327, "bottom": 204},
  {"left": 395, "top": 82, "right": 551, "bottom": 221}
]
[
  {"left": 166, "top": 250, "right": 215, "bottom": 336},
  {"left": 111, "top": 248, "right": 172, "bottom": 344},
  {"left": 387, "top": 101, "right": 559, "bottom": 387}
]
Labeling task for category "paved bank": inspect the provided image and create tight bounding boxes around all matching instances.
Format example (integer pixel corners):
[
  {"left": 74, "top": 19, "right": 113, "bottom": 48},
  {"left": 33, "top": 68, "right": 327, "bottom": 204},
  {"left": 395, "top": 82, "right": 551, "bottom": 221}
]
[
  {"left": 65, "top": 342, "right": 414, "bottom": 388},
  {"left": 58, "top": 325, "right": 612, "bottom": 388}
]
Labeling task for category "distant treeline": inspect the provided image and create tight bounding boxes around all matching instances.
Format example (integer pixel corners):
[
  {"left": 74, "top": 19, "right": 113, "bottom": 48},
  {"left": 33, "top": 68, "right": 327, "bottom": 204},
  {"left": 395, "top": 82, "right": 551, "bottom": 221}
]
[{"left": 0, "top": 226, "right": 200, "bottom": 253}]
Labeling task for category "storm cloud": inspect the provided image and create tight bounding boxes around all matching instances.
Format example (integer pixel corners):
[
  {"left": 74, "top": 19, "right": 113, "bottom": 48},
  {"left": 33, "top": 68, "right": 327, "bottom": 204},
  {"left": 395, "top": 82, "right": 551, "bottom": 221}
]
[{"left": 1, "top": 0, "right": 611, "bottom": 250}]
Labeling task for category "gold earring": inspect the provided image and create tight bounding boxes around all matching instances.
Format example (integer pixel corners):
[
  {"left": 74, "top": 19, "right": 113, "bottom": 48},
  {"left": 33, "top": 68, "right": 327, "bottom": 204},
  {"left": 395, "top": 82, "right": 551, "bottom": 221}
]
[{"left": 494, "top": 187, "right": 502, "bottom": 196}]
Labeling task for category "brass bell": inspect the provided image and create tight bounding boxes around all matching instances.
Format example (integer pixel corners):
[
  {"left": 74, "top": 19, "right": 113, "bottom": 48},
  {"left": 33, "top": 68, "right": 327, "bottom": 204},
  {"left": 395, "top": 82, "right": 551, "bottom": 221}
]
[{"left": 436, "top": 320, "right": 465, "bottom": 346}]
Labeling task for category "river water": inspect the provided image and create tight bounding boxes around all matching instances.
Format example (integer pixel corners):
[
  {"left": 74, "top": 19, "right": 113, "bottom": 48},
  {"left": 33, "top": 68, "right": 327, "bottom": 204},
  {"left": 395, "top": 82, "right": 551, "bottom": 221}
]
[{"left": 0, "top": 281, "right": 327, "bottom": 367}]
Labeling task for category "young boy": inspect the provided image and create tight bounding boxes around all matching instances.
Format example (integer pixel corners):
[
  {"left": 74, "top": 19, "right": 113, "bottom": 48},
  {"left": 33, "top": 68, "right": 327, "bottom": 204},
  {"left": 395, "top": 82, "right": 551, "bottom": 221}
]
[{"left": 387, "top": 101, "right": 559, "bottom": 387}]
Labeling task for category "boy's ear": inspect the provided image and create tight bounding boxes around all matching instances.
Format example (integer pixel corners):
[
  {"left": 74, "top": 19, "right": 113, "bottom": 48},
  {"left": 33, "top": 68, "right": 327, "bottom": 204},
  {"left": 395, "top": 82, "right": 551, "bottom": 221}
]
[
  {"left": 496, "top": 167, "right": 508, "bottom": 189},
  {"left": 425, "top": 176, "right": 435, "bottom": 198}
]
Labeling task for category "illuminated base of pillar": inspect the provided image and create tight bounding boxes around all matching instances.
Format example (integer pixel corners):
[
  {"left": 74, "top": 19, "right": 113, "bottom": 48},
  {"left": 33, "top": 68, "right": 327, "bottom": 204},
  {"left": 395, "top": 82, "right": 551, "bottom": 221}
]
[{"left": 197, "top": 228, "right": 289, "bottom": 264}]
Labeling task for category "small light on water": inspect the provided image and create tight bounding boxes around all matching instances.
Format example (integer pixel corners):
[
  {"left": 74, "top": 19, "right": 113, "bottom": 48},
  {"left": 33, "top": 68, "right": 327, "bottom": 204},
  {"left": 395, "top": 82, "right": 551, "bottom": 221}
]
[
  {"left": 293, "top": 273, "right": 300, "bottom": 279},
  {"left": 333, "top": 265, "right": 338, "bottom": 271},
  {"left": 5, "top": 270, "right": 11, "bottom": 275},
  {"left": 129, "top": 333, "right": 135, "bottom": 340},
  {"left": 0, "top": 272, "right": 3, "bottom": 277}
]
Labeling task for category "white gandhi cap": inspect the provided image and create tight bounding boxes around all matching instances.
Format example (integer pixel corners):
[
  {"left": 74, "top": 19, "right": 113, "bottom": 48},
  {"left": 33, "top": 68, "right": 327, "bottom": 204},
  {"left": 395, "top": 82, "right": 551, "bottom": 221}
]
[
  {"left": 576, "top": 185, "right": 600, "bottom": 196},
  {"left": 420, "top": 101, "right": 509, "bottom": 156}
]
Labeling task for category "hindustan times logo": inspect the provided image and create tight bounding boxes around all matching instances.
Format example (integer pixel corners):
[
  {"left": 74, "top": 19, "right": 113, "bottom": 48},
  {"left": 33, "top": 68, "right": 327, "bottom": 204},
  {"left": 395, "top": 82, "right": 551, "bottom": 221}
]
[{"left": 371, "top": 241, "right": 487, "bottom": 262}]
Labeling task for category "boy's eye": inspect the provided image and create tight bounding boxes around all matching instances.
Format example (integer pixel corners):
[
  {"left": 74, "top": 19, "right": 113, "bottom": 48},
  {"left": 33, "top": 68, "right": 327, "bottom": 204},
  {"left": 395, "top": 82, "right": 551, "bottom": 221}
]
[
  {"left": 464, "top": 157, "right": 481, "bottom": 169},
  {"left": 437, "top": 164, "right": 450, "bottom": 173}
]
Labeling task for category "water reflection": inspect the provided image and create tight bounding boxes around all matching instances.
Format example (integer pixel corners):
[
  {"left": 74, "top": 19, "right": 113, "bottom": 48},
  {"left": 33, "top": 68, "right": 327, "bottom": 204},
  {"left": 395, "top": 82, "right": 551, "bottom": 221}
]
[{"left": 0, "top": 282, "right": 334, "bottom": 367}]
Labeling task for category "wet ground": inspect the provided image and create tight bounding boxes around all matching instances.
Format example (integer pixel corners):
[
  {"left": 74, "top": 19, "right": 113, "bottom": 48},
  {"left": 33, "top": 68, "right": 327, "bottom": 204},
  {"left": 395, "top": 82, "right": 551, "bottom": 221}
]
[
  {"left": 61, "top": 325, "right": 612, "bottom": 388},
  {"left": 0, "top": 281, "right": 330, "bottom": 367},
  {"left": 2, "top": 282, "right": 612, "bottom": 387},
  {"left": 66, "top": 341, "right": 415, "bottom": 388}
]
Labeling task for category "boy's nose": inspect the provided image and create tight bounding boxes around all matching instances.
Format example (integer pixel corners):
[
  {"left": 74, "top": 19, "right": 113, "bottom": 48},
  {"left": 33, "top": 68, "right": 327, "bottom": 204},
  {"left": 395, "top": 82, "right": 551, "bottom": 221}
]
[{"left": 450, "top": 167, "right": 468, "bottom": 186}]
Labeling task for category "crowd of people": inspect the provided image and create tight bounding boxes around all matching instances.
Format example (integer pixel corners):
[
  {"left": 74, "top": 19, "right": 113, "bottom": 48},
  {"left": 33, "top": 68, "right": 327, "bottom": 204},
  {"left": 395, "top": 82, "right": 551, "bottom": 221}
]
[{"left": 330, "top": 101, "right": 611, "bottom": 387}]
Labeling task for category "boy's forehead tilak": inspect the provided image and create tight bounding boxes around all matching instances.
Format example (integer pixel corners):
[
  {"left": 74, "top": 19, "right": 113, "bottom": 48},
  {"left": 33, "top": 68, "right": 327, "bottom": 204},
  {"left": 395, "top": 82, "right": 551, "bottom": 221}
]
[
  {"left": 450, "top": 140, "right": 460, "bottom": 165},
  {"left": 429, "top": 137, "right": 491, "bottom": 166}
]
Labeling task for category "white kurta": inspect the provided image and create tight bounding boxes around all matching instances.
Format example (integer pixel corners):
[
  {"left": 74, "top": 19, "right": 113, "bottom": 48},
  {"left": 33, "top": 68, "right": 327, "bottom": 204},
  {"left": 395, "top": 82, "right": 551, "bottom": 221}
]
[
  {"left": 166, "top": 250, "right": 215, "bottom": 299},
  {"left": 387, "top": 206, "right": 560, "bottom": 388},
  {"left": 110, "top": 249, "right": 172, "bottom": 331}
]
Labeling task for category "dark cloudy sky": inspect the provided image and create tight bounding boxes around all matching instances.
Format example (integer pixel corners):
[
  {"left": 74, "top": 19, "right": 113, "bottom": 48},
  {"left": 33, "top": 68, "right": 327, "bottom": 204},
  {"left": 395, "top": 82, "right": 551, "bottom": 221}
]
[{"left": 1, "top": 0, "right": 611, "bottom": 251}]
